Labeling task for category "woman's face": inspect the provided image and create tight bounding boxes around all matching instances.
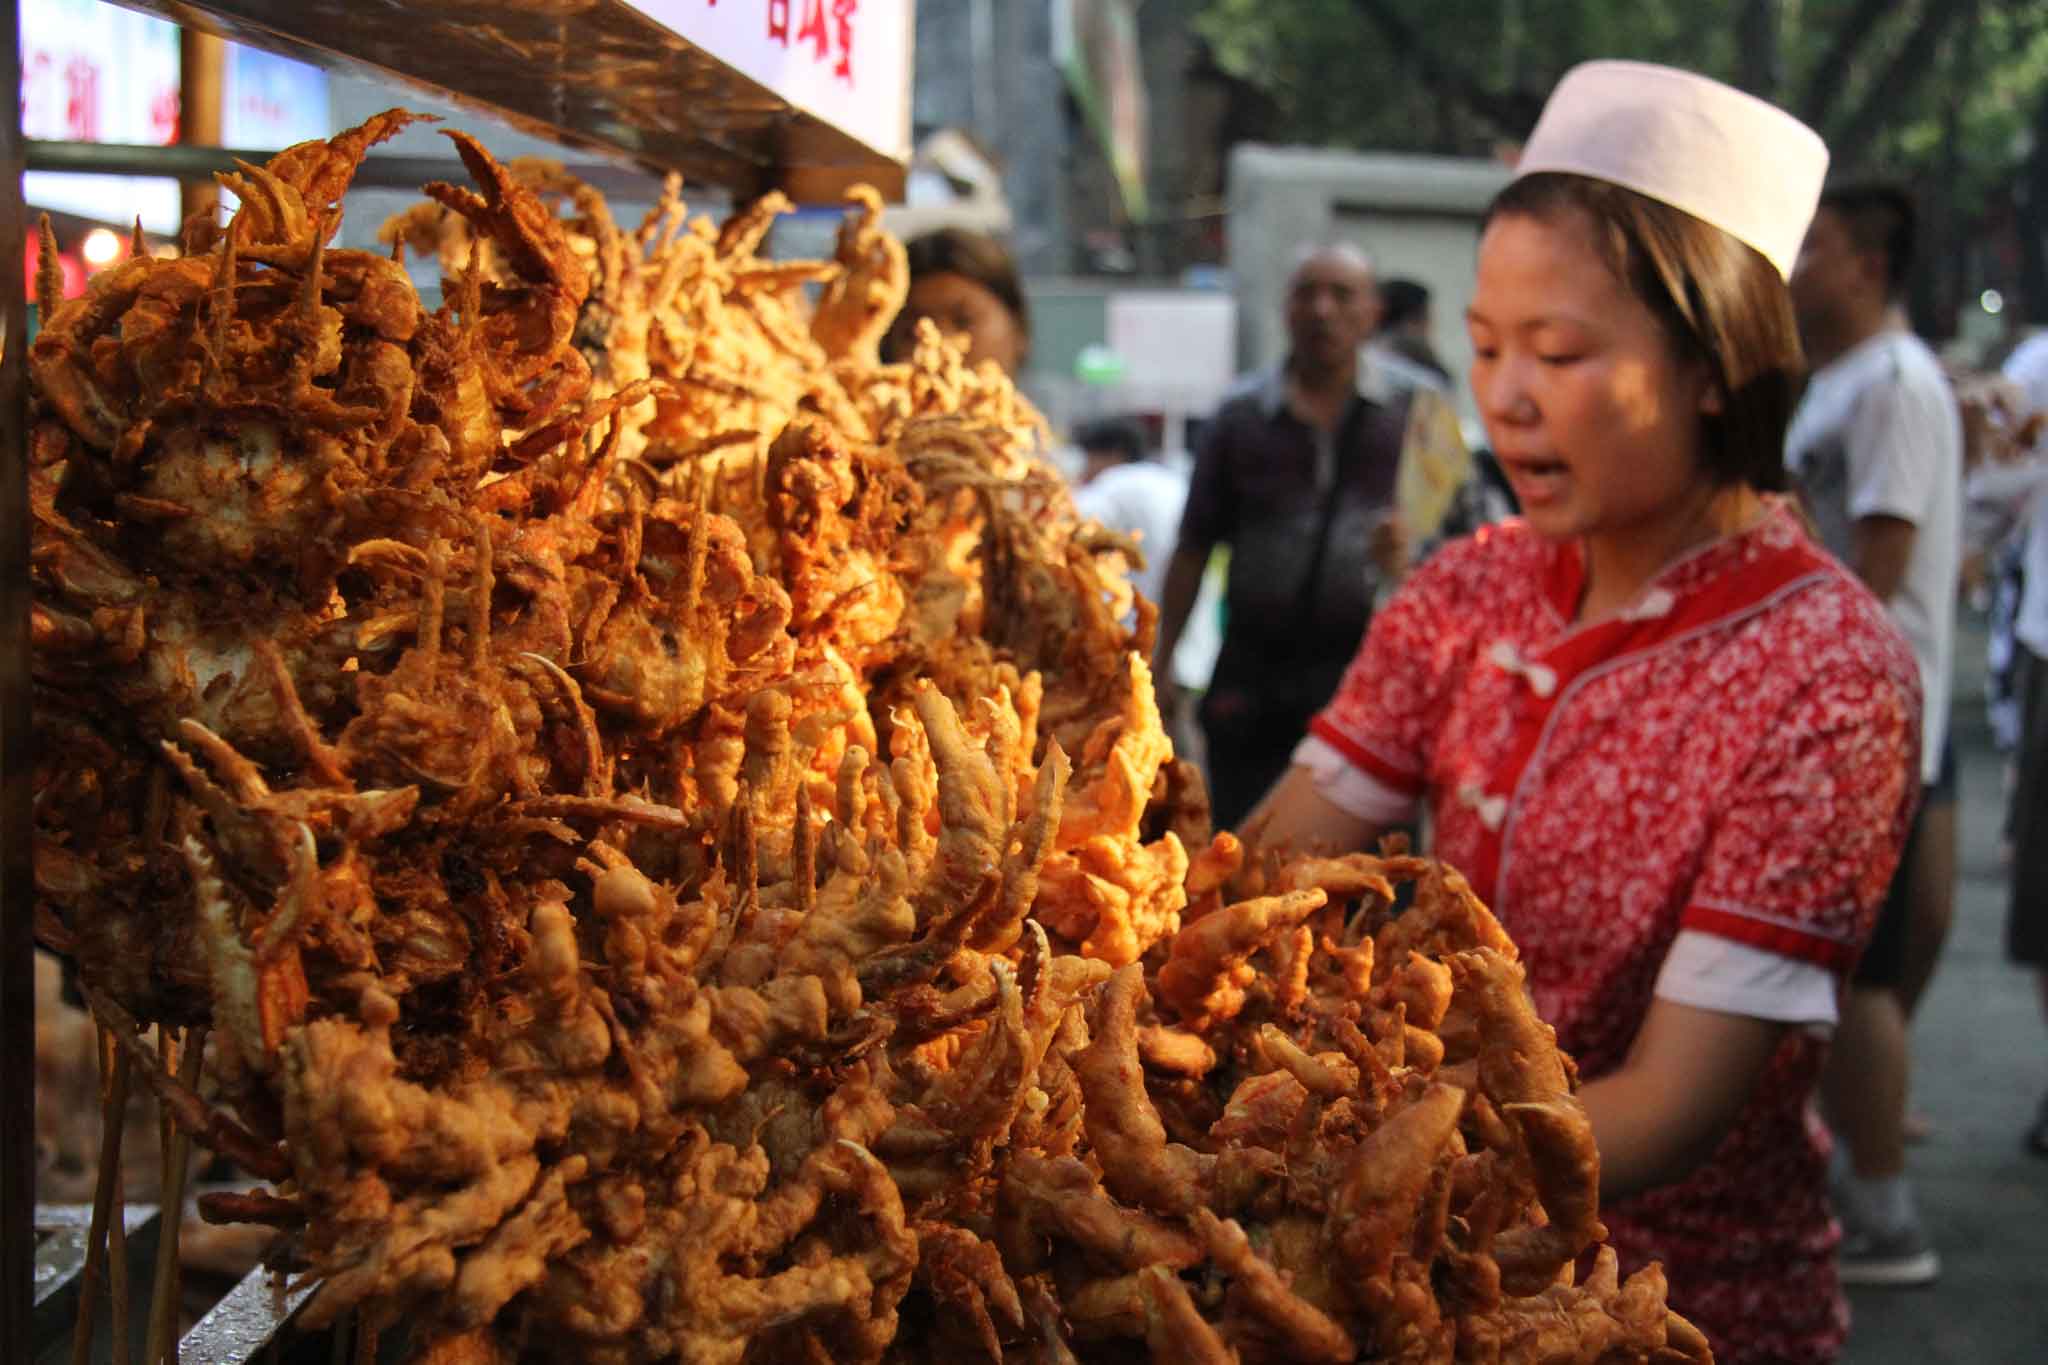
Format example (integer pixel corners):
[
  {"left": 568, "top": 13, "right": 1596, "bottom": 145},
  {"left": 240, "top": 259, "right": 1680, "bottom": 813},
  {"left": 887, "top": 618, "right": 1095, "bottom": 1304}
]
[
  {"left": 1466, "top": 210, "right": 1721, "bottom": 543},
  {"left": 890, "top": 271, "right": 1027, "bottom": 376}
]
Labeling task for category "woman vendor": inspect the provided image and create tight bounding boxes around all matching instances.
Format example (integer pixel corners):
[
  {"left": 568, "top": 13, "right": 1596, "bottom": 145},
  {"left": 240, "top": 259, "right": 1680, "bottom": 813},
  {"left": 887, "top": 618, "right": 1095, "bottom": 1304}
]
[
  {"left": 1245, "top": 62, "right": 1921, "bottom": 1363},
  {"left": 882, "top": 227, "right": 1031, "bottom": 378}
]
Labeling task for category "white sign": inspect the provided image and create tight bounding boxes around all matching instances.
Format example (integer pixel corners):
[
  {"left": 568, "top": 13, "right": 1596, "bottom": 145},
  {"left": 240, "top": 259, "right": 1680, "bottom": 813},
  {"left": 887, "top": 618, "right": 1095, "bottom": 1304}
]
[
  {"left": 224, "top": 45, "right": 332, "bottom": 151},
  {"left": 20, "top": 0, "right": 329, "bottom": 236},
  {"left": 21, "top": 0, "right": 182, "bottom": 231},
  {"left": 1107, "top": 292, "right": 1237, "bottom": 397},
  {"left": 624, "top": 1, "right": 912, "bottom": 162}
]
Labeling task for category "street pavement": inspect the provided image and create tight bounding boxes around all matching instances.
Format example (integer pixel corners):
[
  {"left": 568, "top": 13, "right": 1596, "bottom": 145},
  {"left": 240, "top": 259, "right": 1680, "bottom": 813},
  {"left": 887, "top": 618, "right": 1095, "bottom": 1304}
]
[{"left": 1841, "top": 620, "right": 2048, "bottom": 1361}]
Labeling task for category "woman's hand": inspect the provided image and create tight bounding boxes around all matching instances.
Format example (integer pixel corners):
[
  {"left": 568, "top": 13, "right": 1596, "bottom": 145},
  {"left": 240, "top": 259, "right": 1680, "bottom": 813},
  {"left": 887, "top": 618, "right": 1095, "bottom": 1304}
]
[
  {"left": 1239, "top": 764, "right": 1382, "bottom": 859},
  {"left": 1577, "top": 999, "right": 1788, "bottom": 1201},
  {"left": 1956, "top": 373, "right": 2040, "bottom": 469},
  {"left": 1369, "top": 513, "right": 1413, "bottom": 584}
]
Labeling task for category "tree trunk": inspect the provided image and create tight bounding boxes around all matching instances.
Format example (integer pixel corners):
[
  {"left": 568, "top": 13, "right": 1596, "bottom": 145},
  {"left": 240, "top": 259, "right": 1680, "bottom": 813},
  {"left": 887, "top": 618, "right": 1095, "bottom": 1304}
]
[
  {"left": 2020, "top": 77, "right": 2048, "bottom": 325},
  {"left": 1346, "top": 0, "right": 1544, "bottom": 142},
  {"left": 1915, "top": 12, "right": 1978, "bottom": 340},
  {"left": 1797, "top": 0, "right": 1908, "bottom": 131},
  {"left": 1737, "top": 0, "right": 1782, "bottom": 101},
  {"left": 1828, "top": 0, "right": 1980, "bottom": 173}
]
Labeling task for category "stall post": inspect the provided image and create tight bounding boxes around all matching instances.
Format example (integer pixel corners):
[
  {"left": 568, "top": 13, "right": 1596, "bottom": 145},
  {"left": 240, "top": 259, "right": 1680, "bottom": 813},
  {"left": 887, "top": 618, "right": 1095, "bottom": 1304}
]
[{"left": 0, "top": 0, "right": 36, "bottom": 1357}]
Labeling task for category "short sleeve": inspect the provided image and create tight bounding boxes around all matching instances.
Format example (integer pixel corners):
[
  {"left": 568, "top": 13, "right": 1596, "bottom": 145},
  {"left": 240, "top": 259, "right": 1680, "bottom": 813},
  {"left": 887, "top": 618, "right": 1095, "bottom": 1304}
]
[
  {"left": 1653, "top": 929, "right": 1839, "bottom": 1026},
  {"left": 1178, "top": 408, "right": 1237, "bottom": 552},
  {"left": 1289, "top": 733, "right": 1420, "bottom": 825},
  {"left": 1304, "top": 536, "right": 1481, "bottom": 798},
  {"left": 2003, "top": 335, "right": 2048, "bottom": 413},
  {"left": 1682, "top": 666, "right": 1918, "bottom": 971},
  {"left": 1844, "top": 362, "right": 1954, "bottom": 527}
]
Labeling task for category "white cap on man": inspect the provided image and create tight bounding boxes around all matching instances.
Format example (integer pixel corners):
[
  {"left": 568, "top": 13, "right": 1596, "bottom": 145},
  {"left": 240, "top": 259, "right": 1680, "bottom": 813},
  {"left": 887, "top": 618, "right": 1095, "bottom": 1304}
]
[{"left": 1513, "top": 60, "right": 1829, "bottom": 281}]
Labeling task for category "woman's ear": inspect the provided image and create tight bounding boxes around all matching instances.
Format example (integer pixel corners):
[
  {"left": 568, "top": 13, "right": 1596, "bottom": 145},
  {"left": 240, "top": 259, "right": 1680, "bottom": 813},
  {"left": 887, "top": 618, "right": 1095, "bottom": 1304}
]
[{"left": 1695, "top": 360, "right": 1726, "bottom": 417}]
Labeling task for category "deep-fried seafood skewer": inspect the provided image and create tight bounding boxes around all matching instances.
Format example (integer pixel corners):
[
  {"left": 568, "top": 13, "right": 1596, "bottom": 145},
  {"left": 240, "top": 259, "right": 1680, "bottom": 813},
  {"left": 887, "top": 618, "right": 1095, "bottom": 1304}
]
[{"left": 68, "top": 1028, "right": 129, "bottom": 1365}]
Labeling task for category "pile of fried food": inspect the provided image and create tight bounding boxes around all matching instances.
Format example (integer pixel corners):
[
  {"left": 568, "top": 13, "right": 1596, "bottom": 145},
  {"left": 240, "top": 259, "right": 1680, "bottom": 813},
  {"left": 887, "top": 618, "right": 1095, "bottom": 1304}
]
[{"left": 28, "top": 112, "right": 1710, "bottom": 1363}]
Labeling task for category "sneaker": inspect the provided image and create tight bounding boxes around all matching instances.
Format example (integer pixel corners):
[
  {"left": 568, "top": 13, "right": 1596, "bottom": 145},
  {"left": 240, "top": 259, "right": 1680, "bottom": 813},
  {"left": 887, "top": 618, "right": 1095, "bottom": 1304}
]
[{"left": 1838, "top": 1219, "right": 1940, "bottom": 1287}]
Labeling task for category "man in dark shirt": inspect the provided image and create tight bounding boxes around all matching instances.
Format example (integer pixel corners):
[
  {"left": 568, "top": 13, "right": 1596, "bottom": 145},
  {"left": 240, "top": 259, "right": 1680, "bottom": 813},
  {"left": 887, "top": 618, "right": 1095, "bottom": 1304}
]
[{"left": 1153, "top": 244, "right": 1411, "bottom": 828}]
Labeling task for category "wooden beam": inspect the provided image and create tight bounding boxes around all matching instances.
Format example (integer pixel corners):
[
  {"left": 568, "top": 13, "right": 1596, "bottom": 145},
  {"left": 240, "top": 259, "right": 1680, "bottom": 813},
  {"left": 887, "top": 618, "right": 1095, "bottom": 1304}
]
[{"left": 179, "top": 28, "right": 228, "bottom": 229}]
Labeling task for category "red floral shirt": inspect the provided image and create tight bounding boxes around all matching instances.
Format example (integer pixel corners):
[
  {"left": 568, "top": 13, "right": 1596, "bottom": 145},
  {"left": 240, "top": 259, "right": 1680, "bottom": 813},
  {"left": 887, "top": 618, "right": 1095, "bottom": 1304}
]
[{"left": 1310, "top": 502, "right": 1919, "bottom": 1364}]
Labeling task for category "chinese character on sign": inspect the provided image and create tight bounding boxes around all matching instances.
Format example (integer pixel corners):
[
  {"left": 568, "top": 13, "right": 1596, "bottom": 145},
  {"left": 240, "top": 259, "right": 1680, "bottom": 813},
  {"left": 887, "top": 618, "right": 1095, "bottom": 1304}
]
[
  {"left": 149, "top": 86, "right": 178, "bottom": 142},
  {"left": 833, "top": 0, "right": 856, "bottom": 82},
  {"left": 798, "top": 0, "right": 828, "bottom": 61},
  {"left": 767, "top": 0, "right": 789, "bottom": 44},
  {"left": 63, "top": 55, "right": 100, "bottom": 141}
]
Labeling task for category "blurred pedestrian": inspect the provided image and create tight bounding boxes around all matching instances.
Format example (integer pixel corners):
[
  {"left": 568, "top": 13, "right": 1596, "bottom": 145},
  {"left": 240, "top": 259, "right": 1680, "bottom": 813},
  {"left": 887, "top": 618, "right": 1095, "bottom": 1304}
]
[
  {"left": 1151, "top": 243, "right": 1412, "bottom": 828},
  {"left": 1967, "top": 328, "right": 2048, "bottom": 1158},
  {"left": 1371, "top": 276, "right": 1452, "bottom": 391},
  {"left": 1785, "top": 183, "right": 1961, "bottom": 1287},
  {"left": 1070, "top": 417, "right": 1186, "bottom": 611}
]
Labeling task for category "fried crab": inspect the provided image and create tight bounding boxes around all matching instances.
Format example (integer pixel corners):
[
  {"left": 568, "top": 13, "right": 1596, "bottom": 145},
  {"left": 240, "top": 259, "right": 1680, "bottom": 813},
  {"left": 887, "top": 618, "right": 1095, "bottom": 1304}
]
[{"left": 31, "top": 112, "right": 1710, "bottom": 1364}]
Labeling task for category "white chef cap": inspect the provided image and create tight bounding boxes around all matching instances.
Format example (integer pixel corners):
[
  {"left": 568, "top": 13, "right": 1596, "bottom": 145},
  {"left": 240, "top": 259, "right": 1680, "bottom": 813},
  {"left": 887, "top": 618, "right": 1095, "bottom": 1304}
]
[{"left": 1513, "top": 60, "right": 1829, "bottom": 281}]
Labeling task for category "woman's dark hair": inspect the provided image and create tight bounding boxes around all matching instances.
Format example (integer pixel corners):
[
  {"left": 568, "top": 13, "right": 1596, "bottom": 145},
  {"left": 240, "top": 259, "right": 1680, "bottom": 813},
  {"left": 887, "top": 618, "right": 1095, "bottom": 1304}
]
[
  {"left": 1483, "top": 172, "right": 1803, "bottom": 493},
  {"left": 1074, "top": 417, "right": 1147, "bottom": 464},
  {"left": 1379, "top": 278, "right": 1432, "bottom": 331},
  {"left": 903, "top": 227, "right": 1031, "bottom": 340},
  {"left": 1818, "top": 182, "right": 1916, "bottom": 300}
]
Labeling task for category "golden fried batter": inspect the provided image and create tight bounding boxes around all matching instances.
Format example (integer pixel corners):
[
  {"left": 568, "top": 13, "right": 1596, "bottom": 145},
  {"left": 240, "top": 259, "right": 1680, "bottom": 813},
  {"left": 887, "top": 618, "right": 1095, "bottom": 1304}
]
[{"left": 30, "top": 113, "right": 1710, "bottom": 1365}]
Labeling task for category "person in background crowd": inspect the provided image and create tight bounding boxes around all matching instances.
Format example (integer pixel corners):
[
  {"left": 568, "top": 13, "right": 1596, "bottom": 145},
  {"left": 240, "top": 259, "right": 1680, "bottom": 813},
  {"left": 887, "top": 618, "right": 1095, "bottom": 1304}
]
[
  {"left": 1955, "top": 372, "right": 2035, "bottom": 857},
  {"left": 881, "top": 227, "right": 1030, "bottom": 377},
  {"left": 1421, "top": 439, "right": 1521, "bottom": 557},
  {"left": 1244, "top": 62, "right": 1918, "bottom": 1362},
  {"left": 1070, "top": 417, "right": 1187, "bottom": 613},
  {"left": 1967, "top": 328, "right": 2048, "bottom": 1158},
  {"left": 1152, "top": 243, "right": 1412, "bottom": 828},
  {"left": 1785, "top": 184, "right": 1962, "bottom": 1288},
  {"left": 1372, "top": 276, "right": 1453, "bottom": 391},
  {"left": 1370, "top": 278, "right": 1520, "bottom": 559}
]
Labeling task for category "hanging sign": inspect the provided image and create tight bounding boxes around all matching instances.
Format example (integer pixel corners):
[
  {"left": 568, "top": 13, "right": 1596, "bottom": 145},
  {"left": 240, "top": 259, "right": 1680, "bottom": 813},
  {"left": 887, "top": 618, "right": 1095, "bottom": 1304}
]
[{"left": 622, "top": 1, "right": 913, "bottom": 161}]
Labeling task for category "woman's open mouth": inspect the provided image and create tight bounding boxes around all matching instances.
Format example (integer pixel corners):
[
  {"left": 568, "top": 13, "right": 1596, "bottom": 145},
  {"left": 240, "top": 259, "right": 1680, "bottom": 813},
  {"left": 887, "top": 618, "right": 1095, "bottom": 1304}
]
[{"left": 1501, "top": 455, "right": 1569, "bottom": 506}]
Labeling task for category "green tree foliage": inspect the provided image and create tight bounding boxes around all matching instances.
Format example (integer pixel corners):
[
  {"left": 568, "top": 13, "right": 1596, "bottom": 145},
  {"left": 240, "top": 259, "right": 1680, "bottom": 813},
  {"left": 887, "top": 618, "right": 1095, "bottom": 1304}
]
[{"left": 1195, "top": 0, "right": 2048, "bottom": 326}]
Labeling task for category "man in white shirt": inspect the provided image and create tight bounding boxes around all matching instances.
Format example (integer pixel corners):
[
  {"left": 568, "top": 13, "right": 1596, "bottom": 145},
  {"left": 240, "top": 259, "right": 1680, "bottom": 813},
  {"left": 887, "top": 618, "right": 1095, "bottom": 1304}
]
[
  {"left": 1071, "top": 417, "right": 1204, "bottom": 761},
  {"left": 1787, "top": 183, "right": 1962, "bottom": 1287},
  {"left": 1070, "top": 417, "right": 1187, "bottom": 611}
]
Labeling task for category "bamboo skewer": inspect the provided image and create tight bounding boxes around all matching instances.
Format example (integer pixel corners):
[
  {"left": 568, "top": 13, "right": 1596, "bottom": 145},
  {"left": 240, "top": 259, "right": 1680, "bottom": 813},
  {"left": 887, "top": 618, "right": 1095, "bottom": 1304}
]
[
  {"left": 355, "top": 1309, "right": 381, "bottom": 1365},
  {"left": 144, "top": 1026, "right": 205, "bottom": 1365},
  {"left": 71, "top": 1024, "right": 132, "bottom": 1365},
  {"left": 109, "top": 1147, "right": 131, "bottom": 1365},
  {"left": 144, "top": 1025, "right": 180, "bottom": 1365}
]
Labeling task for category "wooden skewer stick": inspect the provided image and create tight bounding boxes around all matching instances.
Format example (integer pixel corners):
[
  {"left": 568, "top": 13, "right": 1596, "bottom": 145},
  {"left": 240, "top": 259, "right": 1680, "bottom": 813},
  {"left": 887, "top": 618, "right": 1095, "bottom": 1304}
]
[
  {"left": 71, "top": 1024, "right": 133, "bottom": 1365},
  {"left": 144, "top": 1026, "right": 206, "bottom": 1365},
  {"left": 354, "top": 1306, "right": 382, "bottom": 1365},
  {"left": 108, "top": 1147, "right": 131, "bottom": 1365}
]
